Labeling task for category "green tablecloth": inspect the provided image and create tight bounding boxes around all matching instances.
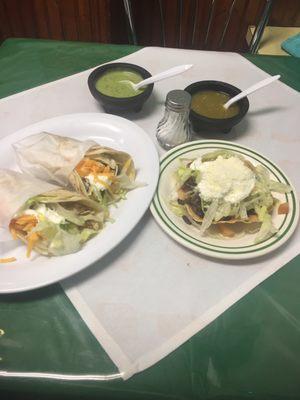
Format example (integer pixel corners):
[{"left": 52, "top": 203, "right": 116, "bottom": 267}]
[{"left": 0, "top": 39, "right": 299, "bottom": 400}]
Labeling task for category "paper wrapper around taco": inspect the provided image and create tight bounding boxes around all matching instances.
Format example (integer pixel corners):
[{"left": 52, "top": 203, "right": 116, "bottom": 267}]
[
  {"left": 13, "top": 132, "right": 96, "bottom": 186},
  {"left": 0, "top": 169, "right": 59, "bottom": 229}
]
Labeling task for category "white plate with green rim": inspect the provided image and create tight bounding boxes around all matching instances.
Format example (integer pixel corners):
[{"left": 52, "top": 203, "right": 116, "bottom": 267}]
[{"left": 150, "top": 140, "right": 299, "bottom": 260}]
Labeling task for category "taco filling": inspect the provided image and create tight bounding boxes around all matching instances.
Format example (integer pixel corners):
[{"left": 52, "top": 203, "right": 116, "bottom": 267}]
[
  {"left": 170, "top": 150, "right": 291, "bottom": 243},
  {"left": 9, "top": 189, "right": 107, "bottom": 257},
  {"left": 70, "top": 146, "right": 137, "bottom": 207}
]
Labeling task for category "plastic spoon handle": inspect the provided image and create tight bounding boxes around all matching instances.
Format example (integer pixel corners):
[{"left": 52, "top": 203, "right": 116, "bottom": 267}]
[
  {"left": 224, "top": 75, "right": 281, "bottom": 109},
  {"left": 134, "top": 64, "right": 193, "bottom": 89}
]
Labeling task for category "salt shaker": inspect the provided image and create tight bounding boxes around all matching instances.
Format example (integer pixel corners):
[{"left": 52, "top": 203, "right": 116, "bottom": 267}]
[{"left": 156, "top": 89, "right": 192, "bottom": 150}]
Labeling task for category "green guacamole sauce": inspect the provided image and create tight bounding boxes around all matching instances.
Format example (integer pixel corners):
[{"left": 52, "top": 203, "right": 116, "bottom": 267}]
[
  {"left": 191, "top": 90, "right": 240, "bottom": 119},
  {"left": 95, "top": 69, "right": 145, "bottom": 98}
]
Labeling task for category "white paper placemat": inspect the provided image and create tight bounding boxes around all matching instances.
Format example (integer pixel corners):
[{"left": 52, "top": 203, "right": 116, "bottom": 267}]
[{"left": 0, "top": 47, "right": 299, "bottom": 379}]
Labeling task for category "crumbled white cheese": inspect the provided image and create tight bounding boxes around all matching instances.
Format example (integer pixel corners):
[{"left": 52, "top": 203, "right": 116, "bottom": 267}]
[
  {"left": 194, "top": 155, "right": 255, "bottom": 203},
  {"left": 25, "top": 204, "right": 65, "bottom": 224},
  {"left": 24, "top": 209, "right": 38, "bottom": 216},
  {"left": 86, "top": 174, "right": 112, "bottom": 191}
]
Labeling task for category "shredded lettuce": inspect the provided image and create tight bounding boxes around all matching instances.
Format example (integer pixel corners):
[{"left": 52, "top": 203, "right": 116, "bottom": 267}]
[
  {"left": 49, "top": 229, "right": 82, "bottom": 256},
  {"left": 169, "top": 201, "right": 186, "bottom": 217},
  {"left": 254, "top": 206, "right": 277, "bottom": 243},
  {"left": 176, "top": 159, "right": 201, "bottom": 185},
  {"left": 52, "top": 203, "right": 104, "bottom": 226},
  {"left": 198, "top": 199, "right": 218, "bottom": 235},
  {"left": 169, "top": 151, "right": 292, "bottom": 243},
  {"left": 268, "top": 181, "right": 292, "bottom": 193},
  {"left": 90, "top": 186, "right": 111, "bottom": 207},
  {"left": 214, "top": 202, "right": 232, "bottom": 221},
  {"left": 87, "top": 173, "right": 144, "bottom": 207},
  {"left": 256, "top": 165, "right": 291, "bottom": 194},
  {"left": 239, "top": 203, "right": 248, "bottom": 220},
  {"left": 201, "top": 150, "right": 236, "bottom": 162},
  {"left": 177, "top": 165, "right": 193, "bottom": 183},
  {"left": 117, "top": 173, "right": 144, "bottom": 190},
  {"left": 80, "top": 228, "right": 98, "bottom": 242},
  {"left": 17, "top": 194, "right": 105, "bottom": 256}
]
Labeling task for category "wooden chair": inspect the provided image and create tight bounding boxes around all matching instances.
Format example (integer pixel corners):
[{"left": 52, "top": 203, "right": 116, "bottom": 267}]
[{"left": 123, "top": 0, "right": 274, "bottom": 53}]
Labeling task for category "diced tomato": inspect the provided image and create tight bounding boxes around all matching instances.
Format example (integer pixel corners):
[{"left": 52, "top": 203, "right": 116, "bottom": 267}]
[{"left": 278, "top": 202, "right": 289, "bottom": 215}]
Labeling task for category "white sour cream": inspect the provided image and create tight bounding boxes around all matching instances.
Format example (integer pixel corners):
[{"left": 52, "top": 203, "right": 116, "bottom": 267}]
[
  {"left": 86, "top": 174, "right": 112, "bottom": 191},
  {"left": 191, "top": 155, "right": 255, "bottom": 203},
  {"left": 25, "top": 204, "right": 65, "bottom": 224}
]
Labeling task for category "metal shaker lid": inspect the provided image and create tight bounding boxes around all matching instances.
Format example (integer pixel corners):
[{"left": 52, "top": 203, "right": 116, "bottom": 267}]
[{"left": 165, "top": 90, "right": 191, "bottom": 112}]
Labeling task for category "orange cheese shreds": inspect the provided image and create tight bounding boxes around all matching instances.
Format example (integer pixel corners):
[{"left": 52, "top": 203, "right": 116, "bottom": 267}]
[
  {"left": 9, "top": 214, "right": 41, "bottom": 258},
  {"left": 10, "top": 228, "right": 18, "bottom": 240},
  {"left": 9, "top": 215, "right": 38, "bottom": 238},
  {"left": 26, "top": 232, "right": 41, "bottom": 258},
  {"left": 75, "top": 158, "right": 106, "bottom": 177},
  {"left": 75, "top": 157, "right": 116, "bottom": 185},
  {"left": 0, "top": 257, "right": 17, "bottom": 263},
  {"left": 14, "top": 215, "right": 38, "bottom": 225}
]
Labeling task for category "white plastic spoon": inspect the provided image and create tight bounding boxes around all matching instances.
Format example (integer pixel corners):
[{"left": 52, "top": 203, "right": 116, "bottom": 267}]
[
  {"left": 223, "top": 75, "right": 281, "bottom": 109},
  {"left": 120, "top": 64, "right": 193, "bottom": 91}
]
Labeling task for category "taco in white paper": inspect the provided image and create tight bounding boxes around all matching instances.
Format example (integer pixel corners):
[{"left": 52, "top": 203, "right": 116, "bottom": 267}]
[
  {"left": 14, "top": 132, "right": 138, "bottom": 208},
  {"left": 0, "top": 170, "right": 106, "bottom": 257}
]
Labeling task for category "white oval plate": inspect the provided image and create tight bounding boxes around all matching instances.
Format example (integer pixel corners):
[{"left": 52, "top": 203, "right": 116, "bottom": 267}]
[
  {"left": 150, "top": 140, "right": 299, "bottom": 260},
  {"left": 0, "top": 113, "right": 159, "bottom": 293}
]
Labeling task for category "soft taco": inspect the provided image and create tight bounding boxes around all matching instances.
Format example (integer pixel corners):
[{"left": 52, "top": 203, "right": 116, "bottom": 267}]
[
  {"left": 14, "top": 132, "right": 137, "bottom": 207},
  {"left": 0, "top": 170, "right": 107, "bottom": 257}
]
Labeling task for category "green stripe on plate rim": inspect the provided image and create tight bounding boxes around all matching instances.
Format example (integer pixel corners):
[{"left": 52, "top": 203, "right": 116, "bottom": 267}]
[{"left": 152, "top": 141, "right": 297, "bottom": 255}]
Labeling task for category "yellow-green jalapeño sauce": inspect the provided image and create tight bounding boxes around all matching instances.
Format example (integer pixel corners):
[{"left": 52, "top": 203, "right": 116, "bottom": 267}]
[
  {"left": 96, "top": 69, "right": 146, "bottom": 98},
  {"left": 191, "top": 90, "right": 240, "bottom": 119}
]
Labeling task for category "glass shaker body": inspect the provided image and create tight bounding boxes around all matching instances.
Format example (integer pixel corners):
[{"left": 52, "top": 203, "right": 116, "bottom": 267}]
[{"left": 156, "top": 90, "right": 191, "bottom": 150}]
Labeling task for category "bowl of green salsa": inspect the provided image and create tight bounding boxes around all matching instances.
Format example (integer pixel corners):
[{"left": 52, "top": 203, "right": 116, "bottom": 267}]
[
  {"left": 88, "top": 62, "right": 154, "bottom": 113},
  {"left": 184, "top": 81, "right": 249, "bottom": 134}
]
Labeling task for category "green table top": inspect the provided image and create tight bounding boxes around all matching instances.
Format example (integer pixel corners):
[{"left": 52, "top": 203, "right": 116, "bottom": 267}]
[{"left": 0, "top": 39, "right": 300, "bottom": 400}]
